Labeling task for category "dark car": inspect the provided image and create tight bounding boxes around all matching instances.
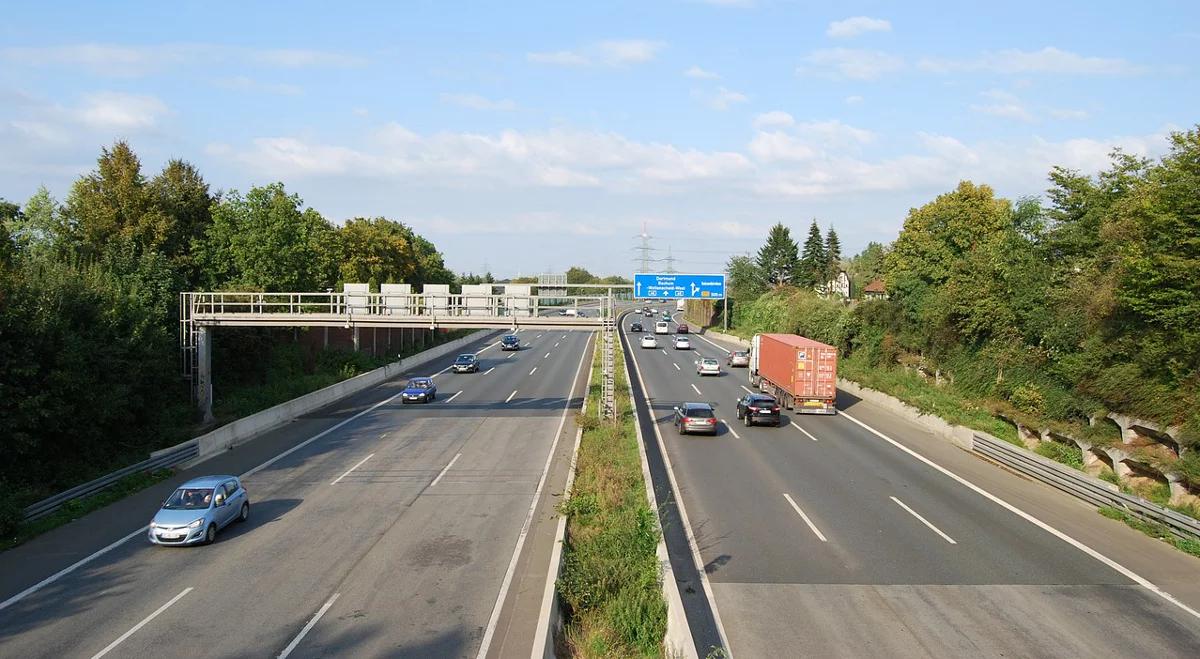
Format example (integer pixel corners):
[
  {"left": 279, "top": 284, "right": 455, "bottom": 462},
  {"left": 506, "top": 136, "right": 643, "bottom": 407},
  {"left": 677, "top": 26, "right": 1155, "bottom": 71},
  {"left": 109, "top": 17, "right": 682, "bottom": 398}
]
[
  {"left": 630, "top": 321, "right": 644, "bottom": 332},
  {"left": 452, "top": 353, "right": 479, "bottom": 373},
  {"left": 735, "top": 393, "right": 781, "bottom": 427},
  {"left": 673, "top": 402, "right": 718, "bottom": 435},
  {"left": 677, "top": 323, "right": 689, "bottom": 334},
  {"left": 501, "top": 335, "right": 521, "bottom": 351},
  {"left": 401, "top": 377, "right": 437, "bottom": 403}
]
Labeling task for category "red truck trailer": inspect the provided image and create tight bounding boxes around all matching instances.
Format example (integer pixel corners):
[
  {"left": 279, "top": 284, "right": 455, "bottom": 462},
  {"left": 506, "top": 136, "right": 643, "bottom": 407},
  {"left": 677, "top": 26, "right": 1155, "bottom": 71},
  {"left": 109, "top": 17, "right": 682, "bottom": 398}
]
[{"left": 749, "top": 334, "right": 838, "bottom": 414}]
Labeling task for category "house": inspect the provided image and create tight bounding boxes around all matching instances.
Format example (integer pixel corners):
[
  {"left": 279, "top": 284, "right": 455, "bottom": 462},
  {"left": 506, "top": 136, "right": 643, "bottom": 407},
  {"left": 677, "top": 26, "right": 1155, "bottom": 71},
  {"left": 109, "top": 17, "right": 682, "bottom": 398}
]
[
  {"left": 862, "top": 279, "right": 888, "bottom": 300},
  {"left": 823, "top": 270, "right": 851, "bottom": 300}
]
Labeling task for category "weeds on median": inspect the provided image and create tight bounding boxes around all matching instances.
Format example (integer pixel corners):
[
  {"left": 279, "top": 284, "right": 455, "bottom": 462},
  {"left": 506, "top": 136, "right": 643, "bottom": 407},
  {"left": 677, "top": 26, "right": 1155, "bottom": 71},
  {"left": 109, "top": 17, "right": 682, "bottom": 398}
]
[
  {"left": 558, "top": 335, "right": 667, "bottom": 657},
  {"left": 1098, "top": 506, "right": 1200, "bottom": 558}
]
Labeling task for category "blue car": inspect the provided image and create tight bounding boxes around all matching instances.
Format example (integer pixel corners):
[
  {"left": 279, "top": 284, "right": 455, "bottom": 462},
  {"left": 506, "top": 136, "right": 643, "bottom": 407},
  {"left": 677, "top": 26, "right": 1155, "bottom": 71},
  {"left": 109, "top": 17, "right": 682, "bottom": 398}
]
[
  {"left": 149, "top": 475, "right": 249, "bottom": 546},
  {"left": 402, "top": 377, "right": 437, "bottom": 403}
]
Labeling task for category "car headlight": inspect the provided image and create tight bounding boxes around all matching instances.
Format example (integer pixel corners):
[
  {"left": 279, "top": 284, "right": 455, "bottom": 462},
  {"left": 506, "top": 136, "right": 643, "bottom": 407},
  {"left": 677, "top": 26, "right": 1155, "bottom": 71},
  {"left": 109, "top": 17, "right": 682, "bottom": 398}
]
[{"left": 188, "top": 518, "right": 204, "bottom": 529}]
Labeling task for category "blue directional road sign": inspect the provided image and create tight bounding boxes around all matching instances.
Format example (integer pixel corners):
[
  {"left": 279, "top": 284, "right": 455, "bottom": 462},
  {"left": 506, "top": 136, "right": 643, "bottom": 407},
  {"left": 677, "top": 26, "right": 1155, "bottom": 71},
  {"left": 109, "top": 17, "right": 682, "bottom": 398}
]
[{"left": 633, "top": 273, "right": 726, "bottom": 300}]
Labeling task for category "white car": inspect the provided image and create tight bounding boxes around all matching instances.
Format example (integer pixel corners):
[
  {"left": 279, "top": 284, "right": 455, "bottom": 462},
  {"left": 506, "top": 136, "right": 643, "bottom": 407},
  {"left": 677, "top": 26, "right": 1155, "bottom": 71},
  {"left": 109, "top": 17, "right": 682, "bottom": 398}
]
[
  {"left": 640, "top": 335, "right": 658, "bottom": 349},
  {"left": 696, "top": 358, "right": 721, "bottom": 376},
  {"left": 673, "top": 336, "right": 691, "bottom": 350},
  {"left": 655, "top": 321, "right": 670, "bottom": 334}
]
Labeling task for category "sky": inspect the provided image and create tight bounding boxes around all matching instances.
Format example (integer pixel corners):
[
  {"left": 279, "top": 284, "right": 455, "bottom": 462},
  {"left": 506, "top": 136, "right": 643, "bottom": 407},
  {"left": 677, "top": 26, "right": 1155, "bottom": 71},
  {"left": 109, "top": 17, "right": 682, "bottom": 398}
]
[{"left": 2, "top": 0, "right": 1198, "bottom": 279}]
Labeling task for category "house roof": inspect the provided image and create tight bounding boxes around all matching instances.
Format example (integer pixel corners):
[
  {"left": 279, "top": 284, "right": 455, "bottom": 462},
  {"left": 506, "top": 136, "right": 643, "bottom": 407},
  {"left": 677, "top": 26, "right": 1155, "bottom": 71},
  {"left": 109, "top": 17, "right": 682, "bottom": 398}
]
[{"left": 864, "top": 279, "right": 887, "bottom": 293}]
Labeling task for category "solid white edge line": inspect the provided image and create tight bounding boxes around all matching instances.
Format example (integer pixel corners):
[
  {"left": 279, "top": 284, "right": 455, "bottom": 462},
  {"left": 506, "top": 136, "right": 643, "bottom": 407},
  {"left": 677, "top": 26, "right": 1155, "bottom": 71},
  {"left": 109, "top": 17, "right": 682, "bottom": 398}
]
[
  {"left": 789, "top": 420, "right": 819, "bottom": 442},
  {"left": 445, "top": 390, "right": 462, "bottom": 403},
  {"left": 839, "top": 410, "right": 1200, "bottom": 622},
  {"left": 476, "top": 332, "right": 594, "bottom": 659},
  {"left": 330, "top": 453, "right": 375, "bottom": 485},
  {"left": 430, "top": 453, "right": 462, "bottom": 488},
  {"left": 690, "top": 383, "right": 702, "bottom": 396},
  {"left": 782, "top": 493, "right": 828, "bottom": 542},
  {"left": 89, "top": 586, "right": 193, "bottom": 659},
  {"left": 627, "top": 331, "right": 732, "bottom": 657},
  {"left": 277, "top": 592, "right": 341, "bottom": 659},
  {"left": 722, "top": 420, "right": 740, "bottom": 440},
  {"left": 505, "top": 390, "right": 518, "bottom": 403},
  {"left": 890, "top": 496, "right": 957, "bottom": 544}
]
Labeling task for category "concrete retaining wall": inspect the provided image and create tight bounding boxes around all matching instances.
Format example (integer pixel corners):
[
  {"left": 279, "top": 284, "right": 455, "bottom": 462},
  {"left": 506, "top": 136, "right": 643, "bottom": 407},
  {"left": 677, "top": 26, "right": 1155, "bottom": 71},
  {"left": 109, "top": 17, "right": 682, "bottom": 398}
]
[
  {"left": 187, "top": 330, "right": 491, "bottom": 465},
  {"left": 836, "top": 379, "right": 976, "bottom": 451}
]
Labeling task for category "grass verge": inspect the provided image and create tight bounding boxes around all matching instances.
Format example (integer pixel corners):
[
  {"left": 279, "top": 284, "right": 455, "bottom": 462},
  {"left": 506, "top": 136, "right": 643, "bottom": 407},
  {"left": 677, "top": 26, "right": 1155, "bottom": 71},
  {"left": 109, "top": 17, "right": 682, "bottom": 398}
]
[
  {"left": 1, "top": 469, "right": 173, "bottom": 551},
  {"left": 1098, "top": 506, "right": 1200, "bottom": 558},
  {"left": 558, "top": 333, "right": 667, "bottom": 657}
]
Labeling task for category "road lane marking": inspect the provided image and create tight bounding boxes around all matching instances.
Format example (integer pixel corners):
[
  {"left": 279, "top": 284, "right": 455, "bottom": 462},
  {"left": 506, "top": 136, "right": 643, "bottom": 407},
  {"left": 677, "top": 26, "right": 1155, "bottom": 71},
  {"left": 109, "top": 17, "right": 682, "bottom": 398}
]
[
  {"left": 783, "top": 493, "right": 828, "bottom": 542},
  {"left": 445, "top": 390, "right": 462, "bottom": 403},
  {"left": 477, "top": 333, "right": 593, "bottom": 658},
  {"left": 278, "top": 592, "right": 341, "bottom": 659},
  {"left": 740, "top": 385, "right": 754, "bottom": 394},
  {"left": 544, "top": 352, "right": 550, "bottom": 358},
  {"left": 839, "top": 410, "right": 1200, "bottom": 622},
  {"left": 505, "top": 390, "right": 517, "bottom": 403},
  {"left": 506, "top": 354, "right": 515, "bottom": 359},
  {"left": 430, "top": 453, "right": 462, "bottom": 487},
  {"left": 484, "top": 366, "right": 496, "bottom": 374},
  {"left": 891, "top": 496, "right": 957, "bottom": 544},
  {"left": 555, "top": 342, "right": 560, "bottom": 348},
  {"left": 90, "top": 587, "right": 193, "bottom": 659},
  {"left": 536, "top": 334, "right": 543, "bottom": 338},
  {"left": 662, "top": 349, "right": 668, "bottom": 356},
  {"left": 790, "top": 420, "right": 819, "bottom": 441},
  {"left": 529, "top": 367, "right": 538, "bottom": 376},
  {"left": 673, "top": 363, "right": 680, "bottom": 371},
  {"left": 722, "top": 420, "right": 741, "bottom": 439},
  {"left": 330, "top": 453, "right": 375, "bottom": 485},
  {"left": 691, "top": 383, "right": 702, "bottom": 396}
]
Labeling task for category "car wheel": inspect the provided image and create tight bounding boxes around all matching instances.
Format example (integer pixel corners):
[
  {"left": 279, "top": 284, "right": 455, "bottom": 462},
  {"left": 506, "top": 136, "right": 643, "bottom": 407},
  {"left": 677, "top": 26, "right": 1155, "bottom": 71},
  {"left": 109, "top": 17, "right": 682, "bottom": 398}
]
[
  {"left": 743, "top": 414, "right": 752, "bottom": 428},
  {"left": 734, "top": 408, "right": 742, "bottom": 419},
  {"left": 204, "top": 523, "right": 217, "bottom": 545},
  {"left": 238, "top": 502, "right": 250, "bottom": 523},
  {"left": 677, "top": 423, "right": 685, "bottom": 436}
]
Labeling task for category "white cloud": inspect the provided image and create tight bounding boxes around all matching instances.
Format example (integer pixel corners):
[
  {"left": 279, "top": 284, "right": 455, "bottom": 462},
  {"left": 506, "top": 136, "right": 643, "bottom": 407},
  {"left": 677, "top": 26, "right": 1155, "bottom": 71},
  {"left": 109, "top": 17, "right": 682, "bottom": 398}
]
[
  {"left": 684, "top": 65, "right": 720, "bottom": 79},
  {"left": 597, "top": 39, "right": 665, "bottom": 64},
  {"left": 77, "top": 92, "right": 169, "bottom": 129},
  {"left": 845, "top": 95, "right": 864, "bottom": 104},
  {"left": 798, "top": 48, "right": 904, "bottom": 80},
  {"left": 528, "top": 40, "right": 665, "bottom": 67},
  {"left": 700, "top": 87, "right": 748, "bottom": 111},
  {"left": 970, "top": 89, "right": 1034, "bottom": 121},
  {"left": 217, "top": 76, "right": 303, "bottom": 96},
  {"left": 827, "top": 17, "right": 892, "bottom": 39},
  {"left": 0, "top": 43, "right": 365, "bottom": 77},
  {"left": 753, "top": 111, "right": 795, "bottom": 128},
  {"left": 526, "top": 50, "right": 591, "bottom": 66},
  {"left": 919, "top": 47, "right": 1144, "bottom": 75},
  {"left": 1050, "top": 108, "right": 1090, "bottom": 120},
  {"left": 439, "top": 93, "right": 517, "bottom": 111},
  {"left": 749, "top": 120, "right": 874, "bottom": 162}
]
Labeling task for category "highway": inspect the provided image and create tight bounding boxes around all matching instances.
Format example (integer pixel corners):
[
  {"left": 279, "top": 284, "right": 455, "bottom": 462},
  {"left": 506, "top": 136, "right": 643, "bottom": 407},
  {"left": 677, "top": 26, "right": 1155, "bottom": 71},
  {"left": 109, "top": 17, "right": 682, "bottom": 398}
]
[
  {"left": 623, "top": 312, "right": 1200, "bottom": 658},
  {"left": 0, "top": 329, "right": 592, "bottom": 658}
]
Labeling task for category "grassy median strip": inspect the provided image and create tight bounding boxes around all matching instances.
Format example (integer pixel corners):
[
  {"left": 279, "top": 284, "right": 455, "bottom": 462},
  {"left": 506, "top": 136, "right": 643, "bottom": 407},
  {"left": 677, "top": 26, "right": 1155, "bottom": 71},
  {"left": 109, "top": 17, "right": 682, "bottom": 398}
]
[{"left": 558, "top": 335, "right": 667, "bottom": 657}]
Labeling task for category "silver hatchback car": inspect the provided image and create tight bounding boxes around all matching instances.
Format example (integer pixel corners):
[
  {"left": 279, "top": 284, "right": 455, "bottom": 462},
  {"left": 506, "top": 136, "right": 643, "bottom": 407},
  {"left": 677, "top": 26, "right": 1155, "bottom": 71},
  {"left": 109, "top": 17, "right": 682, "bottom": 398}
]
[{"left": 149, "top": 475, "right": 249, "bottom": 546}]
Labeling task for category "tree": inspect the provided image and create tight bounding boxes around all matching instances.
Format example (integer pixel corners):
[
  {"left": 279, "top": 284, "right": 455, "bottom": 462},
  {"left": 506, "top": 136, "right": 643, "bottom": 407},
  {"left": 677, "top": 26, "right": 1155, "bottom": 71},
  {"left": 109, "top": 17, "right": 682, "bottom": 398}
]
[
  {"left": 566, "top": 266, "right": 596, "bottom": 284},
  {"left": 63, "top": 141, "right": 169, "bottom": 260},
  {"left": 727, "top": 254, "right": 766, "bottom": 301},
  {"left": 797, "top": 220, "right": 826, "bottom": 288},
  {"left": 338, "top": 217, "right": 431, "bottom": 286},
  {"left": 7, "top": 187, "right": 62, "bottom": 258},
  {"left": 756, "top": 222, "right": 799, "bottom": 286},
  {"left": 148, "top": 159, "right": 215, "bottom": 285},
  {"left": 824, "top": 225, "right": 842, "bottom": 284},
  {"left": 195, "top": 183, "right": 338, "bottom": 291},
  {"left": 847, "top": 242, "right": 887, "bottom": 294}
]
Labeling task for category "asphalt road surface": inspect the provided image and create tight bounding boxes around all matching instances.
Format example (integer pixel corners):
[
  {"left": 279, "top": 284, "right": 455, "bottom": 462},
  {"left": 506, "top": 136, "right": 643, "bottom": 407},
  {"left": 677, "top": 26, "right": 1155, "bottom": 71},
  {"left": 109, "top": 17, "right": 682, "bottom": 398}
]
[
  {"left": 624, "top": 313, "right": 1200, "bottom": 658},
  {"left": 0, "top": 329, "right": 592, "bottom": 658}
]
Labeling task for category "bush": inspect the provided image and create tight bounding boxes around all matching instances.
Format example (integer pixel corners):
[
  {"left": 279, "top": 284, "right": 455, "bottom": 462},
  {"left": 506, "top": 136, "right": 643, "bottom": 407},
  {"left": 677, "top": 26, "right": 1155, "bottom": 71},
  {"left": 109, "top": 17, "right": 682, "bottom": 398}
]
[
  {"left": 1035, "top": 440, "right": 1084, "bottom": 471},
  {"left": 1011, "top": 383, "right": 1046, "bottom": 416}
]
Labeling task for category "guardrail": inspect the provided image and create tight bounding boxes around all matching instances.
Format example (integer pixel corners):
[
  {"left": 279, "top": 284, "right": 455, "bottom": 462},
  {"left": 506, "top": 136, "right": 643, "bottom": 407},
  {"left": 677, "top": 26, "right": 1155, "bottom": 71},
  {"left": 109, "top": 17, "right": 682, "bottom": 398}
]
[
  {"left": 972, "top": 433, "right": 1200, "bottom": 541},
  {"left": 22, "top": 440, "right": 199, "bottom": 522}
]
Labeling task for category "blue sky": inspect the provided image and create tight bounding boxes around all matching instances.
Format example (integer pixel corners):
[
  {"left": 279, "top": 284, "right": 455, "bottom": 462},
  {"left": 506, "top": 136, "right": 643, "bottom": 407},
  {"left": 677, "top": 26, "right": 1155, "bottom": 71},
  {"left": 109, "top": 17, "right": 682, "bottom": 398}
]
[{"left": 2, "top": 1, "right": 1197, "bottom": 278}]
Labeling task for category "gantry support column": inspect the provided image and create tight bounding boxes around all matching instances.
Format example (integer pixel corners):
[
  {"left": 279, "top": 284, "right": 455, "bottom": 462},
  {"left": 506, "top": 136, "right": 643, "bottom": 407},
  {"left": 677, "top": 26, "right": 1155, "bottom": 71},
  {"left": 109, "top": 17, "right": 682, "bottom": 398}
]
[{"left": 197, "top": 325, "right": 214, "bottom": 424}]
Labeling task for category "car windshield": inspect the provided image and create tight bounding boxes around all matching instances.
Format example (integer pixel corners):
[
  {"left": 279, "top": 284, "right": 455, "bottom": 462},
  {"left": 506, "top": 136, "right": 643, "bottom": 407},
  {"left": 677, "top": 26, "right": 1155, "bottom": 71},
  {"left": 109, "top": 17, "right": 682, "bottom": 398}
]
[
  {"left": 163, "top": 488, "right": 214, "bottom": 510},
  {"left": 504, "top": 336, "right": 518, "bottom": 342},
  {"left": 407, "top": 380, "right": 431, "bottom": 389},
  {"left": 455, "top": 355, "right": 474, "bottom": 363},
  {"left": 685, "top": 407, "right": 714, "bottom": 418},
  {"left": 702, "top": 359, "right": 717, "bottom": 365},
  {"left": 750, "top": 396, "right": 776, "bottom": 405}
]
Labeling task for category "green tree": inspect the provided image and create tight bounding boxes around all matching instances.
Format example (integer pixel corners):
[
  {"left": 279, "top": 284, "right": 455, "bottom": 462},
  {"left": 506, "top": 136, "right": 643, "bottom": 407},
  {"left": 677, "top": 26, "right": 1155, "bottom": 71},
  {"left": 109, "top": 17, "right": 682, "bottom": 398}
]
[
  {"left": 797, "top": 219, "right": 826, "bottom": 288},
  {"left": 847, "top": 242, "right": 887, "bottom": 295},
  {"left": 566, "top": 266, "right": 596, "bottom": 284},
  {"left": 824, "top": 225, "right": 842, "bottom": 284},
  {"left": 195, "top": 183, "right": 338, "bottom": 291},
  {"left": 148, "top": 159, "right": 215, "bottom": 285},
  {"left": 8, "top": 187, "right": 63, "bottom": 258},
  {"left": 727, "top": 254, "right": 766, "bottom": 301},
  {"left": 63, "top": 141, "right": 169, "bottom": 260},
  {"left": 756, "top": 222, "right": 799, "bottom": 286},
  {"left": 338, "top": 217, "right": 425, "bottom": 285}
]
